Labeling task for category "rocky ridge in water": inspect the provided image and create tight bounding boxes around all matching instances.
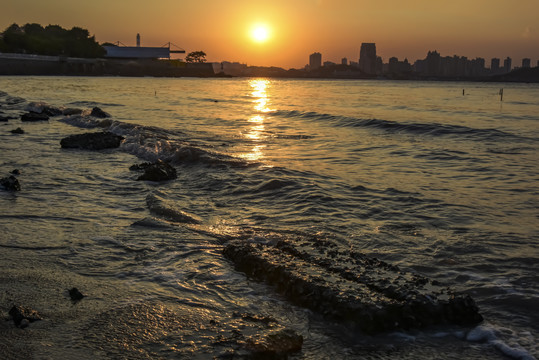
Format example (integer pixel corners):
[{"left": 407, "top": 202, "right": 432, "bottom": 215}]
[{"left": 220, "top": 229, "right": 483, "bottom": 334}]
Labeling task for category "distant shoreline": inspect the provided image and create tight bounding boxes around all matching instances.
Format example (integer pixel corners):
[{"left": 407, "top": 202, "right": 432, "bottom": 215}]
[{"left": 1, "top": 52, "right": 538, "bottom": 83}]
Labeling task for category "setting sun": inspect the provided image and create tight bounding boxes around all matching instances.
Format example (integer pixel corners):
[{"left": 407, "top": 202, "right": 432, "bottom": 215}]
[{"left": 250, "top": 24, "right": 270, "bottom": 43}]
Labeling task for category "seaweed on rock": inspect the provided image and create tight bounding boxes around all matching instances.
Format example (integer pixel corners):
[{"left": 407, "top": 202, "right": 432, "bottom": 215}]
[{"left": 223, "top": 232, "right": 483, "bottom": 334}]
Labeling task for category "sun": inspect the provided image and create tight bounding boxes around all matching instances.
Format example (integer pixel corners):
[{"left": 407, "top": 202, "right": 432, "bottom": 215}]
[{"left": 250, "top": 24, "right": 271, "bottom": 43}]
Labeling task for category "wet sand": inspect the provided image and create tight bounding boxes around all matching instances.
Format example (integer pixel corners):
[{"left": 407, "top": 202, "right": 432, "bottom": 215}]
[{"left": 1, "top": 246, "right": 507, "bottom": 360}]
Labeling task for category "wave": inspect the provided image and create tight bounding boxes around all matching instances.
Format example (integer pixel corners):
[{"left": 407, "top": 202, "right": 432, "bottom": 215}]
[
  {"left": 59, "top": 115, "right": 255, "bottom": 168},
  {"left": 146, "top": 192, "right": 202, "bottom": 224},
  {"left": 67, "top": 100, "right": 125, "bottom": 107},
  {"left": 271, "top": 109, "right": 527, "bottom": 142}
]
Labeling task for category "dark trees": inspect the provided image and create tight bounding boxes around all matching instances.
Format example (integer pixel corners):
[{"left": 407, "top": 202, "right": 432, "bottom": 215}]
[{"left": 0, "top": 23, "right": 105, "bottom": 58}]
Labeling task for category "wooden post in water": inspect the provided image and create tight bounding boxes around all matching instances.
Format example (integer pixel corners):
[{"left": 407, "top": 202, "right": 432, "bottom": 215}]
[{"left": 499, "top": 88, "right": 504, "bottom": 101}]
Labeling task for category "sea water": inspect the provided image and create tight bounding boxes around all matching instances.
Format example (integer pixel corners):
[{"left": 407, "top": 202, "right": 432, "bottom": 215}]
[{"left": 0, "top": 76, "right": 537, "bottom": 359}]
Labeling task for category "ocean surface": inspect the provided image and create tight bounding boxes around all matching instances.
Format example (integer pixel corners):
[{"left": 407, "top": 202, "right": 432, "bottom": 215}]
[{"left": 0, "top": 76, "right": 537, "bottom": 359}]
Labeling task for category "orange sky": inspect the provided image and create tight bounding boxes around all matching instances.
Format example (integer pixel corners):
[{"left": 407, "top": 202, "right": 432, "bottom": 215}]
[{"left": 2, "top": 0, "right": 538, "bottom": 68}]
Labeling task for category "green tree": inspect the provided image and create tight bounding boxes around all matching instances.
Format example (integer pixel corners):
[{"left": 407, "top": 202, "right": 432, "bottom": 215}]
[{"left": 185, "top": 51, "right": 206, "bottom": 63}]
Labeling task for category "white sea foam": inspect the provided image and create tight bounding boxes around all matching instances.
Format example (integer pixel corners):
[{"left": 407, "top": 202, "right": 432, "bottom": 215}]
[
  {"left": 466, "top": 324, "right": 536, "bottom": 360},
  {"left": 59, "top": 114, "right": 101, "bottom": 128}
]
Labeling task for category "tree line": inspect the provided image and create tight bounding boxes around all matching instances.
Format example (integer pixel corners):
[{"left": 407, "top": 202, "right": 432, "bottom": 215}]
[{"left": 0, "top": 23, "right": 105, "bottom": 58}]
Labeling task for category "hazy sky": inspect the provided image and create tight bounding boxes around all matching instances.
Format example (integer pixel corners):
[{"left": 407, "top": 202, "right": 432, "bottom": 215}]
[{"left": 2, "top": 0, "right": 538, "bottom": 68}]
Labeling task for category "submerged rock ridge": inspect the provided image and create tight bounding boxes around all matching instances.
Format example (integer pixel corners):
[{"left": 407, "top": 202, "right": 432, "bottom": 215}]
[
  {"left": 223, "top": 233, "right": 483, "bottom": 334},
  {"left": 146, "top": 193, "right": 202, "bottom": 224},
  {"left": 60, "top": 131, "right": 124, "bottom": 150},
  {"left": 131, "top": 160, "right": 177, "bottom": 182}
]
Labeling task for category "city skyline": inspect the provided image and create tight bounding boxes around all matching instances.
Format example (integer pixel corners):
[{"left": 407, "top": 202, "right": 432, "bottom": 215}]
[
  {"left": 307, "top": 46, "right": 537, "bottom": 74},
  {"left": 1, "top": 0, "right": 538, "bottom": 69}
]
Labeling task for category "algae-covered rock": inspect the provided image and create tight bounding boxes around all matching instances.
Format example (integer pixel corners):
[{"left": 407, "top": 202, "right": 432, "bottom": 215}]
[
  {"left": 223, "top": 233, "right": 483, "bottom": 334},
  {"left": 60, "top": 131, "right": 124, "bottom": 150}
]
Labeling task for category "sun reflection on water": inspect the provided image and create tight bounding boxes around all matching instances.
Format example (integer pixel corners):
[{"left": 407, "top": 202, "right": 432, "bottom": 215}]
[{"left": 240, "top": 79, "right": 272, "bottom": 161}]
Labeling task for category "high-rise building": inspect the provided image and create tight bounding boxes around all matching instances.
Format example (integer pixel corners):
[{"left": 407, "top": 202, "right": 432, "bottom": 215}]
[
  {"left": 136, "top": 33, "right": 141, "bottom": 47},
  {"left": 522, "top": 58, "right": 531, "bottom": 68},
  {"left": 359, "top": 43, "right": 377, "bottom": 75},
  {"left": 503, "top": 57, "right": 512, "bottom": 73},
  {"left": 490, "top": 58, "right": 500, "bottom": 73},
  {"left": 309, "top": 52, "right": 322, "bottom": 70},
  {"left": 425, "top": 50, "right": 441, "bottom": 76},
  {"left": 341, "top": 57, "right": 348, "bottom": 65}
]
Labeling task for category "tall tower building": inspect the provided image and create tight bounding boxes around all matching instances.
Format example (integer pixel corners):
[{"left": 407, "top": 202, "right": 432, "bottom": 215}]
[
  {"left": 522, "top": 58, "right": 531, "bottom": 68},
  {"left": 503, "top": 57, "right": 512, "bottom": 73},
  {"left": 309, "top": 52, "right": 322, "bottom": 70},
  {"left": 359, "top": 43, "right": 377, "bottom": 75},
  {"left": 490, "top": 58, "right": 500, "bottom": 74},
  {"left": 136, "top": 33, "right": 141, "bottom": 47}
]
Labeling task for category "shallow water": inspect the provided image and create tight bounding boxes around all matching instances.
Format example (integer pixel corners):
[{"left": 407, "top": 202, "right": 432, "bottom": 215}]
[{"left": 0, "top": 76, "right": 538, "bottom": 359}]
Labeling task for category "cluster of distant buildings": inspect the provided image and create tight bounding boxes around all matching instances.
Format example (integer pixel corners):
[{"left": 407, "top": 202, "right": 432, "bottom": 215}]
[{"left": 307, "top": 43, "right": 537, "bottom": 78}]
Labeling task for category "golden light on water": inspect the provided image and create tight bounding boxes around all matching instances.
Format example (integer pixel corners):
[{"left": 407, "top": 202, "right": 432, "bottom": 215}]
[
  {"left": 240, "top": 79, "right": 271, "bottom": 161},
  {"left": 251, "top": 79, "right": 272, "bottom": 113}
]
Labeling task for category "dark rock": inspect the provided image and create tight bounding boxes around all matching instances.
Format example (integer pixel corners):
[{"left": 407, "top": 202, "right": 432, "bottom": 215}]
[
  {"left": 0, "top": 175, "right": 21, "bottom": 191},
  {"left": 223, "top": 233, "right": 483, "bottom": 334},
  {"left": 90, "top": 107, "right": 111, "bottom": 118},
  {"left": 10, "top": 127, "right": 25, "bottom": 134},
  {"left": 60, "top": 131, "right": 124, "bottom": 150},
  {"left": 21, "top": 112, "right": 49, "bottom": 122},
  {"left": 42, "top": 106, "right": 63, "bottom": 117},
  {"left": 129, "top": 162, "right": 153, "bottom": 171},
  {"left": 135, "top": 159, "right": 177, "bottom": 182},
  {"left": 9, "top": 305, "right": 42, "bottom": 327},
  {"left": 69, "top": 287, "right": 85, "bottom": 301},
  {"left": 244, "top": 329, "right": 303, "bottom": 358},
  {"left": 11, "top": 169, "right": 20, "bottom": 175},
  {"left": 63, "top": 108, "right": 83, "bottom": 116}
]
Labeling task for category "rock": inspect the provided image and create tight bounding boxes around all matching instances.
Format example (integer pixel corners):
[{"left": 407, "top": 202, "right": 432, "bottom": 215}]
[
  {"left": 8, "top": 305, "right": 42, "bottom": 327},
  {"left": 62, "top": 108, "right": 83, "bottom": 116},
  {"left": 244, "top": 329, "right": 303, "bottom": 358},
  {"left": 10, "top": 127, "right": 25, "bottom": 134},
  {"left": 135, "top": 159, "right": 177, "bottom": 182},
  {"left": 90, "top": 107, "right": 111, "bottom": 118},
  {"left": 43, "top": 107, "right": 63, "bottom": 116},
  {"left": 60, "top": 131, "right": 124, "bottom": 150},
  {"left": 129, "top": 162, "right": 154, "bottom": 171},
  {"left": 69, "top": 287, "right": 85, "bottom": 301},
  {"left": 0, "top": 175, "right": 21, "bottom": 191},
  {"left": 223, "top": 233, "right": 483, "bottom": 334},
  {"left": 11, "top": 169, "right": 20, "bottom": 175},
  {"left": 21, "top": 112, "right": 49, "bottom": 122}
]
